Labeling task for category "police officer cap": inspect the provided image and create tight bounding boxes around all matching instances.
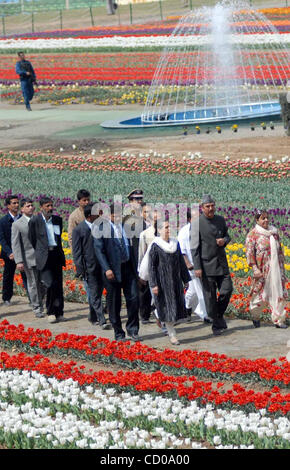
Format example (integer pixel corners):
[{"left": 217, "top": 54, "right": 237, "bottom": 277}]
[
  {"left": 127, "top": 189, "right": 143, "bottom": 200},
  {"left": 202, "top": 194, "right": 215, "bottom": 204}
]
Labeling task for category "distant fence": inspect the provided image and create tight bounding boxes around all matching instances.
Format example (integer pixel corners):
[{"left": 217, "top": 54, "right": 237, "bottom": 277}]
[
  {"left": 0, "top": 0, "right": 289, "bottom": 37},
  {"left": 0, "top": 1, "right": 105, "bottom": 16}
]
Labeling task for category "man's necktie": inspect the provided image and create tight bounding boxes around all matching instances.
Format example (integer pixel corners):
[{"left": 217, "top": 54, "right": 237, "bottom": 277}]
[{"left": 115, "top": 225, "right": 129, "bottom": 263}]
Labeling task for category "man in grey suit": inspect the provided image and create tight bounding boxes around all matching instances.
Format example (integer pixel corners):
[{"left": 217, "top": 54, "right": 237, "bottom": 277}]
[
  {"left": 192, "top": 194, "right": 233, "bottom": 336},
  {"left": 11, "top": 198, "right": 45, "bottom": 318}
]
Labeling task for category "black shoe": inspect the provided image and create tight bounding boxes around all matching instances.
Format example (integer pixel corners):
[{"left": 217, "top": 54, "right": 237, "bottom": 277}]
[
  {"left": 55, "top": 316, "right": 66, "bottom": 323},
  {"left": 204, "top": 317, "right": 213, "bottom": 324},
  {"left": 141, "top": 319, "right": 151, "bottom": 325},
  {"left": 253, "top": 320, "right": 261, "bottom": 328},
  {"left": 116, "top": 336, "right": 126, "bottom": 342},
  {"left": 275, "top": 324, "right": 288, "bottom": 329},
  {"left": 101, "top": 323, "right": 111, "bottom": 330},
  {"left": 129, "top": 334, "right": 143, "bottom": 342},
  {"left": 212, "top": 328, "right": 223, "bottom": 336}
]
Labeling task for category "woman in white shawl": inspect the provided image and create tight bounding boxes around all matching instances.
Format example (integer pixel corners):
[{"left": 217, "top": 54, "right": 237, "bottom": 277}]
[
  {"left": 245, "top": 210, "right": 288, "bottom": 328},
  {"left": 139, "top": 220, "right": 190, "bottom": 345}
]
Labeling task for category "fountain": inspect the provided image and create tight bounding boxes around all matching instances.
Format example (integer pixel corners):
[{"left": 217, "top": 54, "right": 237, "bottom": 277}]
[{"left": 101, "top": 0, "right": 290, "bottom": 128}]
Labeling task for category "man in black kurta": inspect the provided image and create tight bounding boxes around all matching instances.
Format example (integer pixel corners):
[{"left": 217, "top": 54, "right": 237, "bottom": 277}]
[{"left": 192, "top": 195, "right": 233, "bottom": 335}]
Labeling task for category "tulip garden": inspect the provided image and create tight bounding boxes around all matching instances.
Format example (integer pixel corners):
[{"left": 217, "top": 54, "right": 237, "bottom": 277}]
[
  {"left": 0, "top": 4, "right": 289, "bottom": 450},
  {"left": 0, "top": 7, "right": 290, "bottom": 105}
]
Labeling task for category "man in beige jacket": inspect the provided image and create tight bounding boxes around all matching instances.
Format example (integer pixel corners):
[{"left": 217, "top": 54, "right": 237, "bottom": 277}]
[{"left": 68, "top": 189, "right": 91, "bottom": 250}]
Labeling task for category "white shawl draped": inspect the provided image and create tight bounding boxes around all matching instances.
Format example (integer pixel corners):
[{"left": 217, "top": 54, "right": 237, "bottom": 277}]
[
  {"left": 138, "top": 237, "right": 178, "bottom": 282},
  {"left": 255, "top": 224, "right": 284, "bottom": 312}
]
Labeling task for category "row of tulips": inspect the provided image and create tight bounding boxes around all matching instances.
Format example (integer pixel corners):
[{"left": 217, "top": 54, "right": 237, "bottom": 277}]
[
  {"left": 0, "top": 366, "right": 289, "bottom": 448},
  {"left": 0, "top": 33, "right": 289, "bottom": 53},
  {"left": 1, "top": 65, "right": 289, "bottom": 83},
  {"left": 0, "top": 319, "right": 289, "bottom": 390},
  {"left": 0, "top": 347, "right": 290, "bottom": 421},
  {"left": 1, "top": 82, "right": 288, "bottom": 106},
  {"left": 0, "top": 151, "right": 289, "bottom": 180},
  {"left": 2, "top": 51, "right": 289, "bottom": 69}
]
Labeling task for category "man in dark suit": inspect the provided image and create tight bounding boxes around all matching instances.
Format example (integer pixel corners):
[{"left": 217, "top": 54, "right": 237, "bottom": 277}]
[
  {"left": 92, "top": 203, "right": 140, "bottom": 342},
  {"left": 192, "top": 194, "right": 233, "bottom": 336},
  {"left": 0, "top": 194, "right": 27, "bottom": 305},
  {"left": 28, "top": 196, "right": 66, "bottom": 324},
  {"left": 72, "top": 203, "right": 110, "bottom": 329}
]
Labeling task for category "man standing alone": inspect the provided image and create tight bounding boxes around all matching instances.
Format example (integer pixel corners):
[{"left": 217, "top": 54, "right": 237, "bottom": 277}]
[
  {"left": 192, "top": 195, "right": 233, "bottom": 336},
  {"left": 15, "top": 51, "right": 37, "bottom": 111}
]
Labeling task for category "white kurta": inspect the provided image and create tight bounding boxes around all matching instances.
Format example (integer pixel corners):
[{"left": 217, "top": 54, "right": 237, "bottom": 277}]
[{"left": 178, "top": 223, "right": 208, "bottom": 320}]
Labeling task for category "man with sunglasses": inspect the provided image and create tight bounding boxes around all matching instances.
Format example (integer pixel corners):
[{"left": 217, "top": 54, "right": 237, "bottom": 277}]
[{"left": 123, "top": 189, "right": 144, "bottom": 217}]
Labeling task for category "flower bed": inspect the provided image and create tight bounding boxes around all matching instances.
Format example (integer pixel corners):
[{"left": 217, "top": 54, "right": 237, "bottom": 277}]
[
  {"left": 1, "top": 320, "right": 289, "bottom": 392},
  {"left": 0, "top": 361, "right": 289, "bottom": 449},
  {"left": 1, "top": 33, "right": 290, "bottom": 53},
  {"left": 0, "top": 151, "right": 289, "bottom": 180}
]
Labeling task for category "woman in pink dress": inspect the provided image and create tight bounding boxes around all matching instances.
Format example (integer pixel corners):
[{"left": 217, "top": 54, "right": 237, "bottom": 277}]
[{"left": 245, "top": 210, "right": 288, "bottom": 328}]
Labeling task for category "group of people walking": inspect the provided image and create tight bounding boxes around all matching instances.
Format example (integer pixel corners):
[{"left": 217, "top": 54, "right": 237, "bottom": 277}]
[{"left": 0, "top": 189, "right": 288, "bottom": 346}]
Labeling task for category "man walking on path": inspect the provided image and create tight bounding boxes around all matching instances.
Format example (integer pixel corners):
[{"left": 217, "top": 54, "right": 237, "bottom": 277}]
[
  {"left": 72, "top": 203, "right": 110, "bottom": 329},
  {"left": 68, "top": 189, "right": 91, "bottom": 250},
  {"left": 28, "top": 197, "right": 66, "bottom": 323},
  {"left": 15, "top": 51, "right": 37, "bottom": 111},
  {"left": 12, "top": 198, "right": 45, "bottom": 318},
  {"left": 0, "top": 195, "right": 27, "bottom": 306},
  {"left": 192, "top": 195, "right": 233, "bottom": 336},
  {"left": 93, "top": 204, "right": 140, "bottom": 342},
  {"left": 178, "top": 206, "right": 210, "bottom": 323}
]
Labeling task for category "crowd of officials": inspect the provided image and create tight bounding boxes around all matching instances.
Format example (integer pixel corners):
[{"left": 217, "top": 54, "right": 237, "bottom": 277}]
[{"left": 0, "top": 189, "right": 288, "bottom": 347}]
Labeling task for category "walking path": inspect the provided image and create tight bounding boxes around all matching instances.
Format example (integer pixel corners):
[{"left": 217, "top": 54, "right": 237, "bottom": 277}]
[{"left": 0, "top": 295, "right": 289, "bottom": 361}]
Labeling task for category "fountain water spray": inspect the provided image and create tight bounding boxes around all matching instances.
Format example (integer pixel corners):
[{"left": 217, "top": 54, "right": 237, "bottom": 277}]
[{"left": 102, "top": 0, "right": 290, "bottom": 128}]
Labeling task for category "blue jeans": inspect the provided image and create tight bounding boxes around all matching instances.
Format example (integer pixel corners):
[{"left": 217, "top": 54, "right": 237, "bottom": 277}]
[{"left": 21, "top": 80, "right": 34, "bottom": 108}]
